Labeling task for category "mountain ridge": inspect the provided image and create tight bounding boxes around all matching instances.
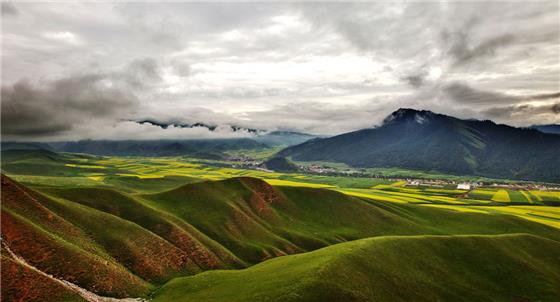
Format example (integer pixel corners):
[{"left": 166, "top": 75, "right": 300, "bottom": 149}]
[{"left": 278, "top": 108, "right": 560, "bottom": 182}]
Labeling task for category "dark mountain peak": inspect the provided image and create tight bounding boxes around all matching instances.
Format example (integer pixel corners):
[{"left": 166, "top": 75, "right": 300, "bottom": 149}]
[
  {"left": 383, "top": 108, "right": 437, "bottom": 125},
  {"left": 279, "top": 109, "right": 560, "bottom": 182}
]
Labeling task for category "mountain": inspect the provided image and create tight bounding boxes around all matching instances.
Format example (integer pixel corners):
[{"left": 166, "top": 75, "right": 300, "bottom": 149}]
[
  {"left": 531, "top": 124, "right": 560, "bottom": 135},
  {"left": 0, "top": 141, "right": 54, "bottom": 151},
  {"left": 278, "top": 108, "right": 560, "bottom": 182},
  {"left": 50, "top": 139, "right": 266, "bottom": 158},
  {"left": 0, "top": 131, "right": 317, "bottom": 159},
  {"left": 3, "top": 174, "right": 559, "bottom": 300},
  {"left": 254, "top": 131, "right": 320, "bottom": 147},
  {"left": 133, "top": 120, "right": 318, "bottom": 147}
]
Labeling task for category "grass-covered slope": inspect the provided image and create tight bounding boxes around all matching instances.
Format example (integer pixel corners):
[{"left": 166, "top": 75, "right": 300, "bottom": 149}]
[
  {"left": 153, "top": 234, "right": 560, "bottom": 302},
  {"left": 41, "top": 186, "right": 245, "bottom": 270},
  {"left": 3, "top": 173, "right": 560, "bottom": 301},
  {"left": 0, "top": 149, "right": 85, "bottom": 176},
  {"left": 144, "top": 177, "right": 560, "bottom": 264},
  {"left": 1, "top": 174, "right": 153, "bottom": 298},
  {"left": 1, "top": 174, "right": 248, "bottom": 291}
]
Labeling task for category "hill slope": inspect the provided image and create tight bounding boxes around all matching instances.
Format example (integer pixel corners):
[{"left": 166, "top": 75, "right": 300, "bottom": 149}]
[
  {"left": 153, "top": 234, "right": 560, "bottom": 302},
  {"left": 3, "top": 174, "right": 560, "bottom": 300},
  {"left": 531, "top": 124, "right": 560, "bottom": 135},
  {"left": 278, "top": 108, "right": 560, "bottom": 182},
  {"left": 0, "top": 174, "right": 245, "bottom": 299},
  {"left": 254, "top": 131, "right": 319, "bottom": 147},
  {"left": 1, "top": 246, "right": 87, "bottom": 302},
  {"left": 144, "top": 177, "right": 560, "bottom": 264}
]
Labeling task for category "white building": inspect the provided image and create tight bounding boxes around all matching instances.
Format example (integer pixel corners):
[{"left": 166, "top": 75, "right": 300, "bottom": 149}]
[{"left": 457, "top": 183, "right": 471, "bottom": 190}]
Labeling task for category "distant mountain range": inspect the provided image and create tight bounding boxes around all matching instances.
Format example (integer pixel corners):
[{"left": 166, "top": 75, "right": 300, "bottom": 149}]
[
  {"left": 1, "top": 131, "right": 319, "bottom": 158},
  {"left": 2, "top": 110, "right": 558, "bottom": 182},
  {"left": 278, "top": 108, "right": 560, "bottom": 182}
]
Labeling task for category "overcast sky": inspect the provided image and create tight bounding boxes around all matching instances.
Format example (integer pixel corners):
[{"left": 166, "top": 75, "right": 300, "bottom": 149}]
[{"left": 2, "top": 1, "right": 559, "bottom": 141}]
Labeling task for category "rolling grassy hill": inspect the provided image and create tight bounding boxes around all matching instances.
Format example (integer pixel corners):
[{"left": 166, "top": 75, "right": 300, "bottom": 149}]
[
  {"left": 152, "top": 234, "right": 560, "bottom": 302},
  {"left": 142, "top": 177, "right": 560, "bottom": 264},
  {"left": 278, "top": 108, "right": 560, "bottom": 182},
  {"left": 2, "top": 171, "right": 560, "bottom": 301}
]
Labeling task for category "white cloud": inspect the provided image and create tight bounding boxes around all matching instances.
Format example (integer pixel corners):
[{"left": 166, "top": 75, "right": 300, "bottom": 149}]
[
  {"left": 42, "top": 31, "right": 82, "bottom": 45},
  {"left": 1, "top": 2, "right": 559, "bottom": 141}
]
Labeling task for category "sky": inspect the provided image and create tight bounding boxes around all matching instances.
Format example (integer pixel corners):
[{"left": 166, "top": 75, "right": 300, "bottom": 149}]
[{"left": 1, "top": 1, "right": 559, "bottom": 141}]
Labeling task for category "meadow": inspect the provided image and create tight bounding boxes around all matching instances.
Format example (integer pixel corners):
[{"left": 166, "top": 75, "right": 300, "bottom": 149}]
[
  {"left": 5, "top": 150, "right": 560, "bottom": 230},
  {"left": 2, "top": 149, "right": 560, "bottom": 301}
]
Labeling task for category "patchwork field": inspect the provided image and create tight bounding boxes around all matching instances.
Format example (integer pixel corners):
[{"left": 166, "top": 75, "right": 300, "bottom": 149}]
[{"left": 3, "top": 149, "right": 560, "bottom": 229}]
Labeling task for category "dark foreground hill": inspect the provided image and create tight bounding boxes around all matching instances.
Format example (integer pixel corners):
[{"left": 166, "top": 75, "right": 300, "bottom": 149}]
[
  {"left": 279, "top": 108, "right": 560, "bottom": 182},
  {"left": 153, "top": 234, "right": 560, "bottom": 302},
  {"left": 2, "top": 174, "right": 560, "bottom": 301}
]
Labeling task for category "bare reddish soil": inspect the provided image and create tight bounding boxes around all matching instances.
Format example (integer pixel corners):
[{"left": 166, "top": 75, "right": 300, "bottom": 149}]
[{"left": 1, "top": 252, "right": 85, "bottom": 302}]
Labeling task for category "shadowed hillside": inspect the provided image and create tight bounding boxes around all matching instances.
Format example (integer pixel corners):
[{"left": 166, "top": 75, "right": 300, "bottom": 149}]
[
  {"left": 152, "top": 234, "right": 560, "bottom": 302},
  {"left": 279, "top": 108, "right": 560, "bottom": 182},
  {"left": 143, "top": 177, "right": 560, "bottom": 263}
]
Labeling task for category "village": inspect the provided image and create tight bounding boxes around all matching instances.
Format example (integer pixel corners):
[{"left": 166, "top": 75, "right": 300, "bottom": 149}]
[{"left": 223, "top": 157, "right": 560, "bottom": 191}]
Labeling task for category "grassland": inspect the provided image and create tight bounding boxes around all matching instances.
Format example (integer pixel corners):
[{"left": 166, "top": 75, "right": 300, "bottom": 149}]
[
  {"left": 152, "top": 234, "right": 560, "bottom": 302},
  {"left": 2, "top": 149, "right": 560, "bottom": 301},
  {"left": 3, "top": 150, "right": 560, "bottom": 229}
]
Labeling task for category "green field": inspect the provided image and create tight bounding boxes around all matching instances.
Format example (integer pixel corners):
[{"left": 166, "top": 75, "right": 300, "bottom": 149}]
[{"left": 2, "top": 149, "right": 560, "bottom": 301}]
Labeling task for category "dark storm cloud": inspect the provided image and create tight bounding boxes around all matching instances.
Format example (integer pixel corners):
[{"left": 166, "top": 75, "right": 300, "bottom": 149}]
[
  {"left": 449, "top": 33, "right": 516, "bottom": 67},
  {"left": 444, "top": 82, "right": 560, "bottom": 105},
  {"left": 531, "top": 92, "right": 560, "bottom": 100},
  {"left": 483, "top": 102, "right": 560, "bottom": 119},
  {"left": 1, "top": 2, "right": 18, "bottom": 16},
  {"left": 124, "top": 57, "right": 163, "bottom": 87},
  {"left": 402, "top": 70, "right": 428, "bottom": 88},
  {"left": 442, "top": 17, "right": 516, "bottom": 67},
  {"left": 1, "top": 74, "right": 138, "bottom": 138},
  {"left": 444, "top": 82, "right": 516, "bottom": 104}
]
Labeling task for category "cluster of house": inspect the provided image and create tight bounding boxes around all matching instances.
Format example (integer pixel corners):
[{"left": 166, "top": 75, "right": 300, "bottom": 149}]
[
  {"left": 488, "top": 183, "right": 558, "bottom": 191},
  {"left": 406, "top": 179, "right": 487, "bottom": 190},
  {"left": 301, "top": 165, "right": 338, "bottom": 174},
  {"left": 227, "top": 156, "right": 262, "bottom": 169},
  {"left": 408, "top": 179, "right": 559, "bottom": 191},
  {"left": 223, "top": 157, "right": 560, "bottom": 191}
]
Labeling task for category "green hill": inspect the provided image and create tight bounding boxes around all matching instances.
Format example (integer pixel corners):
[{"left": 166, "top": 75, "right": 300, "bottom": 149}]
[
  {"left": 144, "top": 177, "right": 560, "bottom": 264},
  {"left": 2, "top": 173, "right": 560, "bottom": 301},
  {"left": 0, "top": 149, "right": 99, "bottom": 176},
  {"left": 153, "top": 234, "right": 560, "bottom": 302}
]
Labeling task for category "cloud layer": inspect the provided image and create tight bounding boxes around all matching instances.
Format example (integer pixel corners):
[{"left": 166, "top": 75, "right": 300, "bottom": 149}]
[{"left": 2, "top": 2, "right": 559, "bottom": 141}]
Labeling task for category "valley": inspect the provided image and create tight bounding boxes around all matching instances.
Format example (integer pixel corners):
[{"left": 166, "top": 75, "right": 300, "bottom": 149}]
[
  {"left": 3, "top": 2, "right": 560, "bottom": 301},
  {"left": 2, "top": 148, "right": 560, "bottom": 301}
]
